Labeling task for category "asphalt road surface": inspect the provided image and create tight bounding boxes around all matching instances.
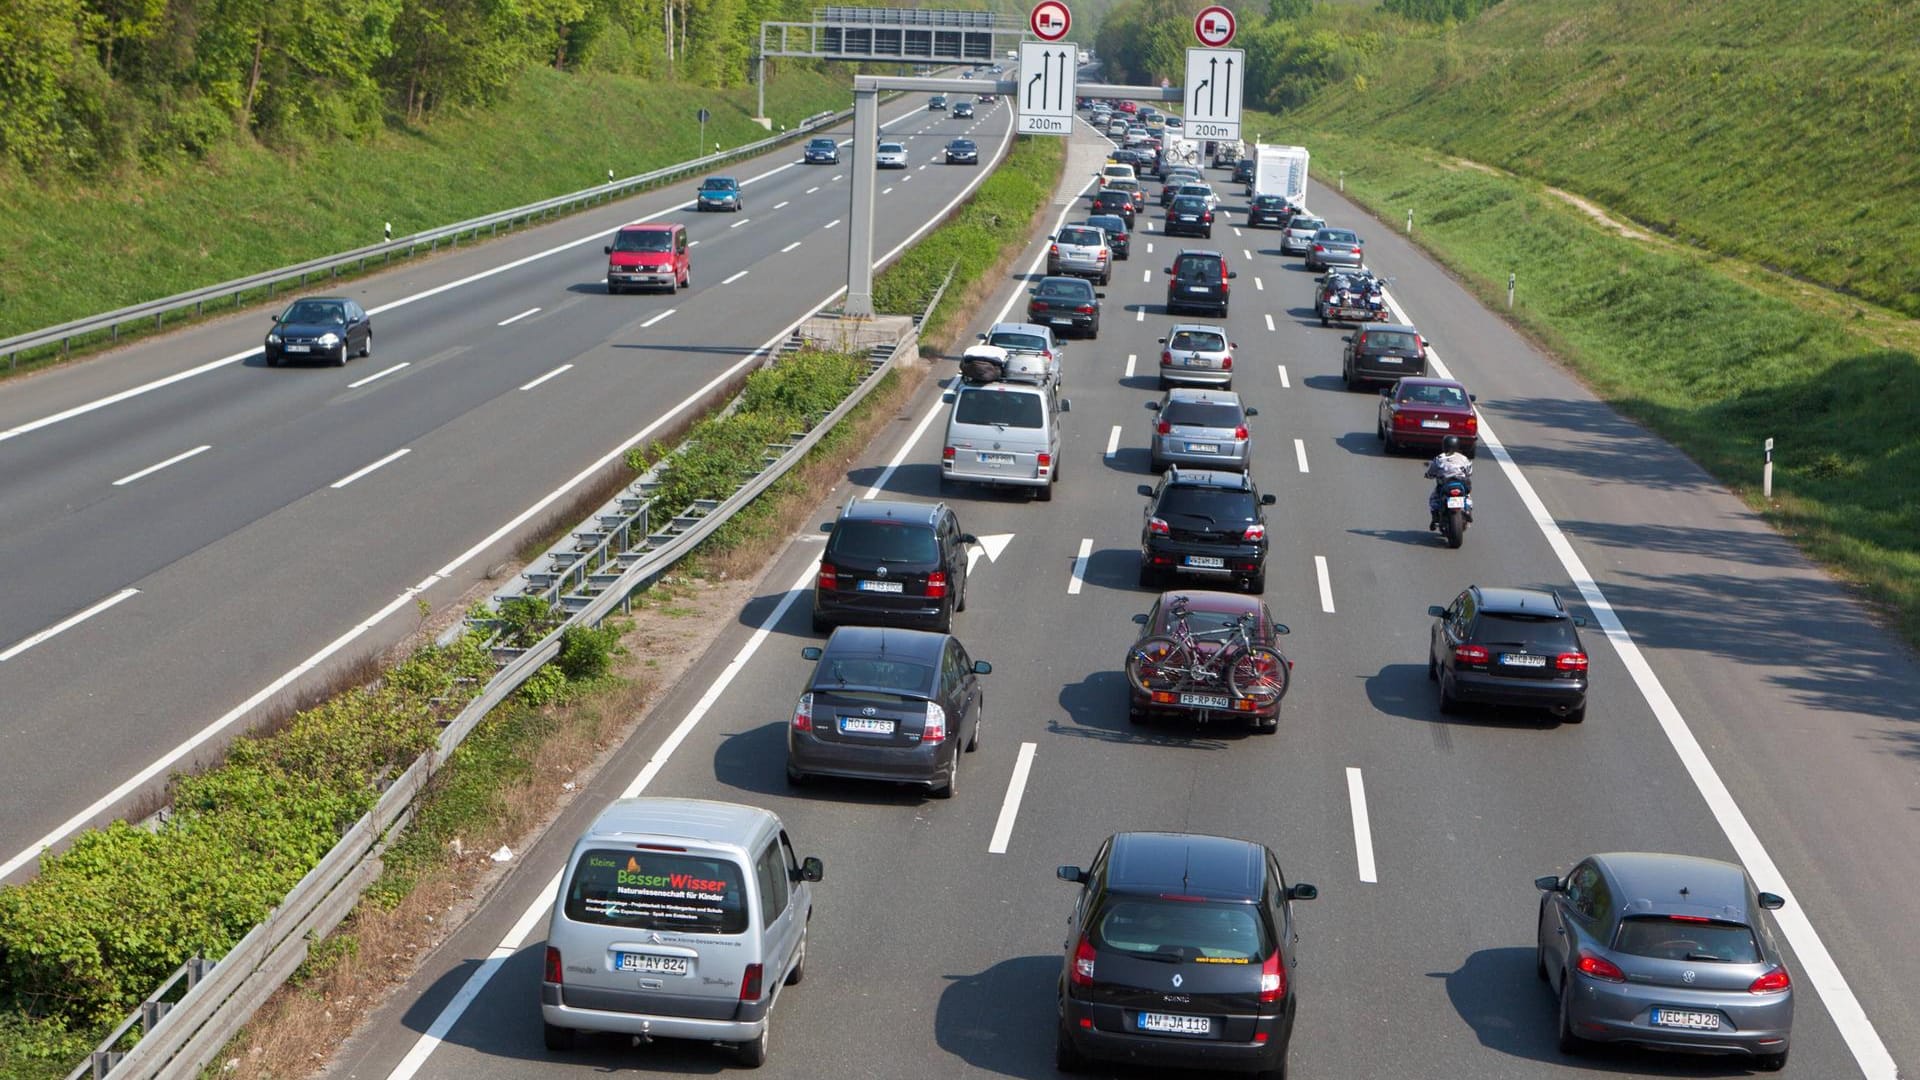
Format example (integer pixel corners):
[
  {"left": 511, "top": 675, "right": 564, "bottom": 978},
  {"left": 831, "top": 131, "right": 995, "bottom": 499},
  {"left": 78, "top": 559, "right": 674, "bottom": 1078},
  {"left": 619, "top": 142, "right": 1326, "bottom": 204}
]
[
  {"left": 322, "top": 121, "right": 1918, "bottom": 1078},
  {"left": 0, "top": 91, "right": 1018, "bottom": 879}
]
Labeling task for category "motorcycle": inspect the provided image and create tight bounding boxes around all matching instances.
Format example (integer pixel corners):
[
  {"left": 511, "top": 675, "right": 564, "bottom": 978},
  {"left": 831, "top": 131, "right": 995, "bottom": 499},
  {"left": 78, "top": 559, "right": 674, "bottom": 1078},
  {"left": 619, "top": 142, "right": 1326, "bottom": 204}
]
[
  {"left": 1430, "top": 478, "right": 1472, "bottom": 549},
  {"left": 1317, "top": 271, "right": 1391, "bottom": 326}
]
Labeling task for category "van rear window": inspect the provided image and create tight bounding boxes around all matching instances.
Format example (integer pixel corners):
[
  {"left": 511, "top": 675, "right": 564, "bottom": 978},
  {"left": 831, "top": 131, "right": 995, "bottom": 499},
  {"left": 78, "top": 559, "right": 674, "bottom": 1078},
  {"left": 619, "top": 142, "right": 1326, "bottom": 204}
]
[
  {"left": 955, "top": 388, "right": 1044, "bottom": 428},
  {"left": 564, "top": 849, "right": 749, "bottom": 934}
]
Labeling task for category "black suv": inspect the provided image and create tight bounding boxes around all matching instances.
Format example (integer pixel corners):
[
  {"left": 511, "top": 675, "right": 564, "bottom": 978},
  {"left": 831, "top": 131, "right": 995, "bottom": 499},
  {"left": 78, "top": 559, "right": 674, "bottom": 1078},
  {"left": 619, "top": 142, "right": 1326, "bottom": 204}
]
[
  {"left": 1055, "top": 832, "right": 1317, "bottom": 1077},
  {"left": 1233, "top": 157, "right": 1256, "bottom": 189},
  {"left": 1246, "top": 194, "right": 1294, "bottom": 228},
  {"left": 1427, "top": 585, "right": 1590, "bottom": 723},
  {"left": 1341, "top": 323, "right": 1428, "bottom": 388},
  {"left": 1138, "top": 469, "right": 1276, "bottom": 593},
  {"left": 814, "top": 501, "right": 976, "bottom": 633},
  {"left": 1165, "top": 250, "right": 1236, "bottom": 317},
  {"left": 1091, "top": 189, "right": 1136, "bottom": 227},
  {"left": 1165, "top": 194, "right": 1215, "bottom": 238}
]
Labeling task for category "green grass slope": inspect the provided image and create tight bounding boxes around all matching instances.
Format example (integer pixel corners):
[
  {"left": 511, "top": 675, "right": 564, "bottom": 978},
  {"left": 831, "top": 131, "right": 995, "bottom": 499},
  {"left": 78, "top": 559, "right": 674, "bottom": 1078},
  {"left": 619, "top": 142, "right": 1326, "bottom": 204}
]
[
  {"left": 1285, "top": 0, "right": 1920, "bottom": 316},
  {"left": 0, "top": 67, "right": 852, "bottom": 339}
]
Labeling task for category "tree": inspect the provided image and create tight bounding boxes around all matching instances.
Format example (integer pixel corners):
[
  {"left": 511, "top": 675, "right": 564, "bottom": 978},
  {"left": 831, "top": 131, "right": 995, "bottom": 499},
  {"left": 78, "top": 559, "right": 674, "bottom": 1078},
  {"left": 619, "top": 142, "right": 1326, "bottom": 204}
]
[{"left": 0, "top": 0, "right": 85, "bottom": 167}]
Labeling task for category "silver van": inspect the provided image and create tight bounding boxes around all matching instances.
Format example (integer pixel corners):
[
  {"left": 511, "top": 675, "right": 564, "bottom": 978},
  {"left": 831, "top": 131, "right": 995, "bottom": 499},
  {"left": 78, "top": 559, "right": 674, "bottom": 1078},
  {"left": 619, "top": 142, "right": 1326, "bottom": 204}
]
[
  {"left": 541, "top": 797, "right": 824, "bottom": 1067},
  {"left": 940, "top": 378, "right": 1069, "bottom": 501}
]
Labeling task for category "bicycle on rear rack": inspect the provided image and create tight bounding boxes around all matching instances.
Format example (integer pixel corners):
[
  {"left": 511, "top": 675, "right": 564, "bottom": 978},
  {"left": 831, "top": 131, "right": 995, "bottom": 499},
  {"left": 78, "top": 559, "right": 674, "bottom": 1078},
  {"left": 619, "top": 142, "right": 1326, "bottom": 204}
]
[{"left": 1125, "top": 596, "right": 1291, "bottom": 705}]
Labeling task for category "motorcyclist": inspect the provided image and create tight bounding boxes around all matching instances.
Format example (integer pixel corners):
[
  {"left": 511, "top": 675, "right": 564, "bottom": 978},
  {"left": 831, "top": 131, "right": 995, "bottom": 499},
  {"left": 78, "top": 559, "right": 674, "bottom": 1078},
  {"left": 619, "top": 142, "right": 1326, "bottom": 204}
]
[{"left": 1424, "top": 435, "right": 1473, "bottom": 526}]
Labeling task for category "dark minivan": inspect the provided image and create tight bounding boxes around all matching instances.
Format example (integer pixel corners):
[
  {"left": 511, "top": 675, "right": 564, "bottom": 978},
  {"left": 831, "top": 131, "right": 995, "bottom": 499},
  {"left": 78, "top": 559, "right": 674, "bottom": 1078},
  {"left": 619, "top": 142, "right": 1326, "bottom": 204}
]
[
  {"left": 813, "top": 500, "right": 975, "bottom": 633},
  {"left": 1055, "top": 832, "right": 1317, "bottom": 1076},
  {"left": 1165, "top": 250, "right": 1236, "bottom": 317}
]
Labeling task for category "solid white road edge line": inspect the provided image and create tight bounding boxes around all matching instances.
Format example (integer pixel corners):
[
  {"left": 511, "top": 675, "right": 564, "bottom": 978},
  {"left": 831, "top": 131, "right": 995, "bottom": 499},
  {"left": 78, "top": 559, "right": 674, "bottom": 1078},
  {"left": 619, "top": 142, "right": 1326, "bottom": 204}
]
[
  {"left": 640, "top": 309, "right": 676, "bottom": 328},
  {"left": 496, "top": 307, "right": 540, "bottom": 326},
  {"left": 722, "top": 270, "right": 750, "bottom": 285},
  {"left": 1379, "top": 286, "right": 1899, "bottom": 1080},
  {"left": 987, "top": 742, "right": 1040, "bottom": 854},
  {"left": 518, "top": 365, "right": 573, "bottom": 391},
  {"left": 1068, "top": 538, "right": 1093, "bottom": 596},
  {"left": 346, "top": 363, "right": 409, "bottom": 389},
  {"left": 1346, "top": 767, "right": 1378, "bottom": 884},
  {"left": 0, "top": 107, "right": 1015, "bottom": 881},
  {"left": 329, "top": 448, "right": 410, "bottom": 489},
  {"left": 0, "top": 588, "right": 140, "bottom": 663},
  {"left": 382, "top": 561, "right": 819, "bottom": 1080},
  {"left": 1294, "top": 438, "right": 1309, "bottom": 473},
  {"left": 1105, "top": 425, "right": 1122, "bottom": 459},
  {"left": 111, "top": 444, "right": 210, "bottom": 487},
  {"left": 1314, "top": 555, "right": 1335, "bottom": 613},
  {"left": 1277, "top": 364, "right": 1290, "bottom": 388}
]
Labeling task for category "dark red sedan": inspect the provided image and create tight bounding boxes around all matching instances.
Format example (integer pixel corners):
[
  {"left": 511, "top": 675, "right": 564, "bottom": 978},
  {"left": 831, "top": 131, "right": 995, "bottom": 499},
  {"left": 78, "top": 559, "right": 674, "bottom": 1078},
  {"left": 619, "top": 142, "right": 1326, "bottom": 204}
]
[
  {"left": 1377, "top": 376, "right": 1479, "bottom": 456},
  {"left": 1127, "top": 590, "right": 1291, "bottom": 733}
]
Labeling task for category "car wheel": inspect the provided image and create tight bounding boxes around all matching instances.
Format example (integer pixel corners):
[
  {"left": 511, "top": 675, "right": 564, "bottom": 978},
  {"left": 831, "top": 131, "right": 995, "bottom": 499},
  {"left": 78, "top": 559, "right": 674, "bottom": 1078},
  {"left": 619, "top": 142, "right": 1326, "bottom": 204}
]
[
  {"left": 1149, "top": 453, "right": 1167, "bottom": 474},
  {"left": 543, "top": 1022, "right": 576, "bottom": 1052},
  {"left": 1086, "top": 320, "right": 1099, "bottom": 340},
  {"left": 1137, "top": 559, "right": 1161, "bottom": 588},
  {"left": 360, "top": 330, "right": 373, "bottom": 358},
  {"left": 1384, "top": 431, "right": 1400, "bottom": 455},
  {"left": 266, "top": 351, "right": 281, "bottom": 368},
  {"left": 1428, "top": 650, "right": 1439, "bottom": 682},
  {"left": 1246, "top": 571, "right": 1267, "bottom": 595},
  {"left": 608, "top": 281, "right": 622, "bottom": 295},
  {"left": 1376, "top": 416, "right": 1388, "bottom": 443},
  {"left": 810, "top": 612, "right": 831, "bottom": 634},
  {"left": 1556, "top": 983, "right": 1585, "bottom": 1057},
  {"left": 1157, "top": 375, "right": 1170, "bottom": 391},
  {"left": 1439, "top": 673, "right": 1460, "bottom": 714},
  {"left": 1055, "top": 1014, "right": 1087, "bottom": 1072},
  {"left": 785, "top": 933, "right": 807, "bottom": 985},
  {"left": 1203, "top": 228, "right": 1212, "bottom": 238},
  {"left": 933, "top": 602, "right": 953, "bottom": 633},
  {"left": 1253, "top": 713, "right": 1279, "bottom": 735},
  {"left": 1036, "top": 472, "right": 1055, "bottom": 502},
  {"left": 1343, "top": 366, "right": 1356, "bottom": 391},
  {"left": 1253, "top": 1062, "right": 1288, "bottom": 1080},
  {"left": 955, "top": 570, "right": 968, "bottom": 613},
  {"left": 968, "top": 704, "right": 981, "bottom": 751},
  {"left": 1321, "top": 315, "right": 1330, "bottom": 328},
  {"left": 735, "top": 1025, "right": 769, "bottom": 1068},
  {"left": 931, "top": 752, "right": 957, "bottom": 799},
  {"left": 1755, "top": 1049, "right": 1789, "bottom": 1072},
  {"left": 785, "top": 762, "right": 809, "bottom": 787},
  {"left": 1563, "top": 703, "right": 1587, "bottom": 724},
  {"left": 334, "top": 342, "right": 350, "bottom": 367},
  {"left": 1536, "top": 936, "right": 1550, "bottom": 983}
]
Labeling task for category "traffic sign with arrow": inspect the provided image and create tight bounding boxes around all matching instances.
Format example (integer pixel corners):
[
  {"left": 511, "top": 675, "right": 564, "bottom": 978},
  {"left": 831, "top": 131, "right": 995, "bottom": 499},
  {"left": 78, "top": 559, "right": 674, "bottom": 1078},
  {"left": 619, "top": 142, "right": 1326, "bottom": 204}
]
[
  {"left": 1017, "top": 41, "right": 1077, "bottom": 136},
  {"left": 1183, "top": 46, "right": 1244, "bottom": 141}
]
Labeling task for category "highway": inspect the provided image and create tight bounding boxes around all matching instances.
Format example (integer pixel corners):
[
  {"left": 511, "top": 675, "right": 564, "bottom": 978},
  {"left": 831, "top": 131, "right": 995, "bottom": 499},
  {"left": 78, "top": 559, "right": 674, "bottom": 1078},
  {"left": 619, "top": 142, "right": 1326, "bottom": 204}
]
[
  {"left": 0, "top": 90, "right": 1017, "bottom": 879},
  {"left": 320, "top": 121, "right": 1920, "bottom": 1078}
]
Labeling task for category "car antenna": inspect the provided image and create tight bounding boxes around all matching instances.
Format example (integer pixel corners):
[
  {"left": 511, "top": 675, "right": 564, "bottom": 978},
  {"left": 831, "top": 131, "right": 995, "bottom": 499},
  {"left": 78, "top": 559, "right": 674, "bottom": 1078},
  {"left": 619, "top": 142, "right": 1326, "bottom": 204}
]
[{"left": 1679, "top": 886, "right": 1691, "bottom": 898}]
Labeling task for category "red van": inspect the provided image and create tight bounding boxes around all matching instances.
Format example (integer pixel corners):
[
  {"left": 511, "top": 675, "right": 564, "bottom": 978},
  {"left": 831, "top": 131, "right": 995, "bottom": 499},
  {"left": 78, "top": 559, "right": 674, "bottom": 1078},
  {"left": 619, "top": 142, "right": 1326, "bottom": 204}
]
[{"left": 604, "top": 223, "right": 689, "bottom": 294}]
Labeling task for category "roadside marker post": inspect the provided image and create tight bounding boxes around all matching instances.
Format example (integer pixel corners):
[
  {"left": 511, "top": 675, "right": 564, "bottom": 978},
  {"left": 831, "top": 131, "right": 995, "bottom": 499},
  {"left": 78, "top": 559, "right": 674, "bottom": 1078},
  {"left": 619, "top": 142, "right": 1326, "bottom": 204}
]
[{"left": 1764, "top": 437, "right": 1774, "bottom": 499}]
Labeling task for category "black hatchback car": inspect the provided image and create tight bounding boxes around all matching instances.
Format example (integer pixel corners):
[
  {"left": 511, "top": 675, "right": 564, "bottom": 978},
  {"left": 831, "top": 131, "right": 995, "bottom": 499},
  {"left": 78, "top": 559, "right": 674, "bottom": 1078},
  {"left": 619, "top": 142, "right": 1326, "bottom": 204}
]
[
  {"left": 1026, "top": 276, "right": 1103, "bottom": 339},
  {"left": 1246, "top": 194, "right": 1294, "bottom": 228},
  {"left": 813, "top": 500, "right": 975, "bottom": 633},
  {"left": 1165, "top": 194, "right": 1216, "bottom": 238},
  {"left": 1086, "top": 213, "right": 1131, "bottom": 259},
  {"left": 1091, "top": 189, "right": 1136, "bottom": 227},
  {"left": 1165, "top": 250, "right": 1236, "bottom": 317},
  {"left": 1428, "top": 585, "right": 1590, "bottom": 722},
  {"left": 787, "top": 626, "right": 989, "bottom": 798},
  {"left": 1139, "top": 469, "right": 1276, "bottom": 594},
  {"left": 265, "top": 296, "right": 371, "bottom": 367},
  {"left": 1055, "top": 832, "right": 1317, "bottom": 1077}
]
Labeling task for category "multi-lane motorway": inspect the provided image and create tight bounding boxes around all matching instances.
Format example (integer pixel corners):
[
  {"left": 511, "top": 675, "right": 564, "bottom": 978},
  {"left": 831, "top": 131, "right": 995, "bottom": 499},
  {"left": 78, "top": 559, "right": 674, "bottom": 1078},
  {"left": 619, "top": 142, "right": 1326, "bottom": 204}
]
[
  {"left": 308, "top": 122, "right": 1920, "bottom": 1078},
  {"left": 0, "top": 90, "right": 1016, "bottom": 879}
]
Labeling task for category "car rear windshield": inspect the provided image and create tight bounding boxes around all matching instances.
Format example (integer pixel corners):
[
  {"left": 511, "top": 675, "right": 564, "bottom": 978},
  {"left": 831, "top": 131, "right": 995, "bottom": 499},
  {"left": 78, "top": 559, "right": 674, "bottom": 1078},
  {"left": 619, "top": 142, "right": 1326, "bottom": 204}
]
[
  {"left": 1158, "top": 486, "right": 1257, "bottom": 523},
  {"left": 988, "top": 331, "right": 1049, "bottom": 353},
  {"left": 1293, "top": 218, "right": 1324, "bottom": 231},
  {"left": 1363, "top": 332, "right": 1420, "bottom": 352},
  {"left": 1093, "top": 897, "right": 1272, "bottom": 962},
  {"left": 1088, "top": 216, "right": 1127, "bottom": 235},
  {"left": 1254, "top": 196, "right": 1286, "bottom": 207},
  {"left": 1170, "top": 330, "right": 1227, "bottom": 352},
  {"left": 1475, "top": 613, "right": 1579, "bottom": 648},
  {"left": 1035, "top": 279, "right": 1091, "bottom": 300},
  {"left": 1171, "top": 197, "right": 1208, "bottom": 212},
  {"left": 612, "top": 230, "right": 674, "bottom": 253},
  {"left": 1178, "top": 186, "right": 1211, "bottom": 197},
  {"left": 1613, "top": 916, "right": 1762, "bottom": 964},
  {"left": 1397, "top": 383, "right": 1467, "bottom": 407},
  {"left": 812, "top": 658, "right": 935, "bottom": 695},
  {"left": 955, "top": 388, "right": 1044, "bottom": 428},
  {"left": 827, "top": 520, "right": 939, "bottom": 563},
  {"left": 1058, "top": 228, "right": 1101, "bottom": 247},
  {"left": 1095, "top": 193, "right": 1129, "bottom": 209},
  {"left": 1174, "top": 257, "right": 1223, "bottom": 283},
  {"left": 1162, "top": 400, "right": 1243, "bottom": 428},
  {"left": 1318, "top": 229, "right": 1358, "bottom": 243},
  {"left": 564, "top": 849, "right": 749, "bottom": 934},
  {"left": 1160, "top": 606, "right": 1258, "bottom": 639}
]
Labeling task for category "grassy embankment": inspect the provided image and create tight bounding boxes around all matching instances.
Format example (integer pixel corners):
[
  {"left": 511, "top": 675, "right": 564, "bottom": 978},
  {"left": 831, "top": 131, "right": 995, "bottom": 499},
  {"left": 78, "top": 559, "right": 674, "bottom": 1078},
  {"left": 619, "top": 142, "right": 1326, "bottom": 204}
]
[
  {"left": 0, "top": 132, "right": 1067, "bottom": 1080},
  {"left": 0, "top": 65, "right": 852, "bottom": 346},
  {"left": 1254, "top": 0, "right": 1919, "bottom": 643}
]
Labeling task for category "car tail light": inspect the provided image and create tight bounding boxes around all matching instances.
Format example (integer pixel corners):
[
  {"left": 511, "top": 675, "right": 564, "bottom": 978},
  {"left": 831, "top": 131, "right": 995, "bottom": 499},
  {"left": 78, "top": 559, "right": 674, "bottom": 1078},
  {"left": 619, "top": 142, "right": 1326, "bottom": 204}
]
[
  {"left": 1465, "top": 414, "right": 1479, "bottom": 431},
  {"left": 942, "top": 446, "right": 955, "bottom": 461},
  {"left": 1156, "top": 420, "right": 1171, "bottom": 435},
  {"left": 1357, "top": 333, "right": 1368, "bottom": 347},
  {"left": 1259, "top": 951, "right": 1286, "bottom": 1002},
  {"left": 1234, "top": 425, "right": 1249, "bottom": 439},
  {"left": 1161, "top": 351, "right": 1173, "bottom": 367},
  {"left": 1075, "top": 305, "right": 1094, "bottom": 314},
  {"left": 791, "top": 692, "right": 814, "bottom": 732},
  {"left": 1097, "top": 251, "right": 1108, "bottom": 261},
  {"left": 817, "top": 563, "right": 837, "bottom": 590},
  {"left": 1244, "top": 523, "right": 1266, "bottom": 542},
  {"left": 1220, "top": 266, "right": 1230, "bottom": 285},
  {"left": 1148, "top": 517, "right": 1170, "bottom": 536},
  {"left": 1050, "top": 243, "right": 1059, "bottom": 255},
  {"left": 545, "top": 946, "right": 563, "bottom": 984},
  {"left": 1555, "top": 652, "right": 1589, "bottom": 672},
  {"left": 1203, "top": 211, "right": 1213, "bottom": 223},
  {"left": 922, "top": 702, "right": 948, "bottom": 743},
  {"left": 1313, "top": 244, "right": 1326, "bottom": 253},
  {"left": 1749, "top": 967, "right": 1791, "bottom": 994},
  {"left": 740, "top": 963, "right": 765, "bottom": 1002},
  {"left": 1070, "top": 936, "right": 1097, "bottom": 987},
  {"left": 1037, "top": 452, "right": 1052, "bottom": 476},
  {"left": 1575, "top": 951, "right": 1626, "bottom": 983},
  {"left": 926, "top": 570, "right": 948, "bottom": 599},
  {"left": 1222, "top": 355, "right": 1233, "bottom": 369},
  {"left": 1455, "top": 644, "right": 1489, "bottom": 665},
  {"left": 1394, "top": 412, "right": 1417, "bottom": 428}
]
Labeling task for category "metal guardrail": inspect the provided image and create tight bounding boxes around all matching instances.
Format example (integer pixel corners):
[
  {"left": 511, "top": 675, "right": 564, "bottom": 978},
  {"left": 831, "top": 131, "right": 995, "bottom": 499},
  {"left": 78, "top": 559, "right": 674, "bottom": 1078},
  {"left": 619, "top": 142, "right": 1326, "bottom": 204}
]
[
  {"left": 69, "top": 269, "right": 953, "bottom": 1080},
  {"left": 2, "top": 108, "right": 859, "bottom": 370}
]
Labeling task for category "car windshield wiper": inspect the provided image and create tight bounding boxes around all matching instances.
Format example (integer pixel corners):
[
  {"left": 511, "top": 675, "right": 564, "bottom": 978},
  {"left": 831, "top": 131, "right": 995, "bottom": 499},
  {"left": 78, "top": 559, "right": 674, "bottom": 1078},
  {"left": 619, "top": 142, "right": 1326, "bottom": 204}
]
[
  {"left": 1683, "top": 952, "right": 1730, "bottom": 963},
  {"left": 1128, "top": 950, "right": 1183, "bottom": 964},
  {"left": 1166, "top": 511, "right": 1217, "bottom": 524}
]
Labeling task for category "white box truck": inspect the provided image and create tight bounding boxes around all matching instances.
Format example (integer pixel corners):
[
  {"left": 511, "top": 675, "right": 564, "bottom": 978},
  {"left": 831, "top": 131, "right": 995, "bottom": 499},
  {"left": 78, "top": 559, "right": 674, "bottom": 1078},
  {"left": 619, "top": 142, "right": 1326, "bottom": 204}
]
[{"left": 1251, "top": 144, "right": 1310, "bottom": 207}]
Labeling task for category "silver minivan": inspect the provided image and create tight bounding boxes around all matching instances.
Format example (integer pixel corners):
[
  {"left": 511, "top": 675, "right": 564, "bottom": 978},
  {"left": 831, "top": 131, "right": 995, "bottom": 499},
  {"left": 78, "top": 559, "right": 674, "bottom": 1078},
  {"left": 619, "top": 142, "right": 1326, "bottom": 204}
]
[
  {"left": 941, "top": 379, "right": 1069, "bottom": 501},
  {"left": 541, "top": 797, "right": 825, "bottom": 1067}
]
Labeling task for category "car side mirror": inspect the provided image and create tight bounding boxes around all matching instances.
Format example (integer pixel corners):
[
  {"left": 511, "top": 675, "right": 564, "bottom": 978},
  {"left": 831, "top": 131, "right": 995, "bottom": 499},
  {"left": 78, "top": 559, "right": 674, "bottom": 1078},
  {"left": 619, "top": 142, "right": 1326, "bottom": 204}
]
[
  {"left": 1287, "top": 883, "right": 1318, "bottom": 901},
  {"left": 1095, "top": 292, "right": 1106, "bottom": 300},
  {"left": 1261, "top": 493, "right": 1277, "bottom": 505},
  {"left": 1572, "top": 616, "right": 1588, "bottom": 627},
  {"left": 1028, "top": 288, "right": 1038, "bottom": 295},
  {"left": 1163, "top": 267, "right": 1173, "bottom": 275},
  {"left": 1131, "top": 613, "right": 1149, "bottom": 625},
  {"left": 1157, "top": 337, "right": 1168, "bottom": 344},
  {"left": 1535, "top": 875, "right": 1565, "bottom": 893},
  {"left": 1427, "top": 605, "right": 1449, "bottom": 617},
  {"left": 1468, "top": 393, "right": 1478, "bottom": 402},
  {"left": 799, "top": 856, "right": 825, "bottom": 882},
  {"left": 972, "top": 660, "right": 993, "bottom": 674},
  {"left": 960, "top": 533, "right": 979, "bottom": 545},
  {"left": 1146, "top": 400, "right": 1161, "bottom": 411},
  {"left": 1341, "top": 336, "right": 1353, "bottom": 343},
  {"left": 1227, "top": 271, "right": 1238, "bottom": 279},
  {"left": 1059, "top": 399, "right": 1071, "bottom": 412},
  {"left": 801, "top": 646, "right": 823, "bottom": 660},
  {"left": 1230, "top": 342, "right": 1239, "bottom": 349},
  {"left": 1381, "top": 389, "right": 1393, "bottom": 397},
  {"left": 603, "top": 245, "right": 613, "bottom": 254},
  {"left": 977, "top": 332, "right": 988, "bottom": 341},
  {"left": 1272, "top": 623, "right": 1290, "bottom": 635},
  {"left": 1757, "top": 891, "right": 1786, "bottom": 910},
  {"left": 1137, "top": 484, "right": 1155, "bottom": 497},
  {"left": 1057, "top": 865, "right": 1088, "bottom": 884}
]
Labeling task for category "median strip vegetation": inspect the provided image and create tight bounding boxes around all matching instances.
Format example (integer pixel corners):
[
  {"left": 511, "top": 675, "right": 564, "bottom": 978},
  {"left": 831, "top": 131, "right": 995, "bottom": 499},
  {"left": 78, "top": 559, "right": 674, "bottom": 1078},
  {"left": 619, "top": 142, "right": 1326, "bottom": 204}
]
[{"left": 0, "top": 131, "right": 1068, "bottom": 1079}]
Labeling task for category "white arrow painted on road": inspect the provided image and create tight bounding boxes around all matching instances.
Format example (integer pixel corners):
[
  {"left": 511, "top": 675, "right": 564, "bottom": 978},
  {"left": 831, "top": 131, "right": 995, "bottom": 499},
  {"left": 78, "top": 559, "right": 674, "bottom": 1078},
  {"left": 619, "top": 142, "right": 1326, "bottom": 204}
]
[{"left": 966, "top": 532, "right": 1014, "bottom": 575}]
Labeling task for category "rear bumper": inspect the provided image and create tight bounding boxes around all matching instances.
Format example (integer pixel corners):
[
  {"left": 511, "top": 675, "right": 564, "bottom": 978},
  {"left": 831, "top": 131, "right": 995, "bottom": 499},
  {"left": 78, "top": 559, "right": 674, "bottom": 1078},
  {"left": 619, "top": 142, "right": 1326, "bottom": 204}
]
[
  {"left": 1570, "top": 978, "right": 1791, "bottom": 1057},
  {"left": 788, "top": 730, "right": 950, "bottom": 788},
  {"left": 1062, "top": 996, "right": 1291, "bottom": 1073},
  {"left": 1142, "top": 541, "right": 1264, "bottom": 581},
  {"left": 1449, "top": 669, "right": 1586, "bottom": 711},
  {"left": 943, "top": 459, "right": 1046, "bottom": 488},
  {"left": 1351, "top": 358, "right": 1426, "bottom": 381},
  {"left": 1389, "top": 428, "right": 1474, "bottom": 453},
  {"left": 812, "top": 590, "right": 947, "bottom": 629},
  {"left": 541, "top": 986, "right": 766, "bottom": 1043},
  {"left": 1152, "top": 441, "right": 1249, "bottom": 471},
  {"left": 1161, "top": 366, "right": 1232, "bottom": 387}
]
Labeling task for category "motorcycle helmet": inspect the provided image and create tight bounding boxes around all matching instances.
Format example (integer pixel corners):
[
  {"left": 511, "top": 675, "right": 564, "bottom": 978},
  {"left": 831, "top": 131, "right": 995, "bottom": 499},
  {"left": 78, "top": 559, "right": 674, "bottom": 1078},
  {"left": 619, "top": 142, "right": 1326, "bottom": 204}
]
[{"left": 1442, "top": 436, "right": 1462, "bottom": 454}]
